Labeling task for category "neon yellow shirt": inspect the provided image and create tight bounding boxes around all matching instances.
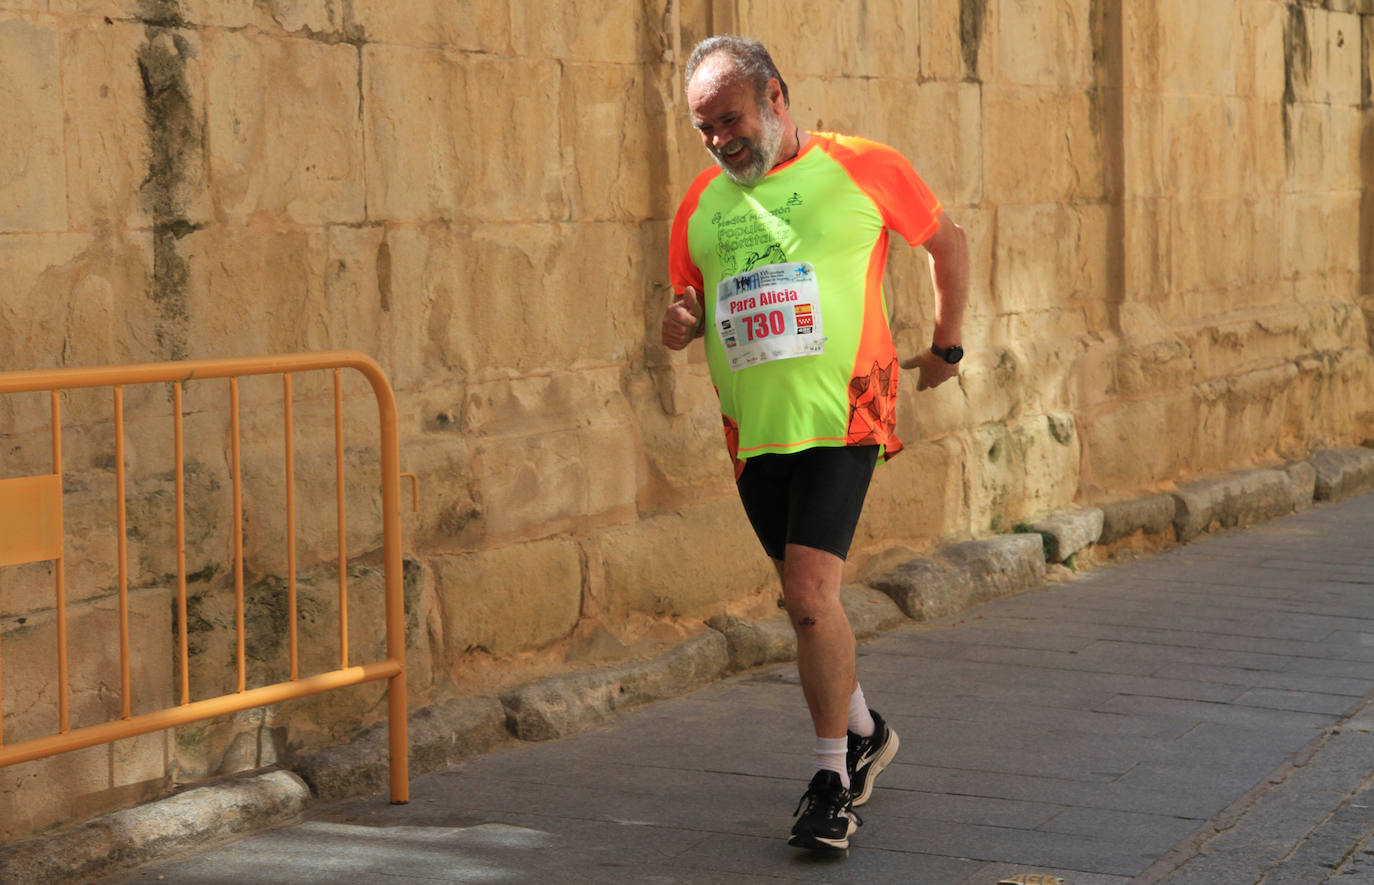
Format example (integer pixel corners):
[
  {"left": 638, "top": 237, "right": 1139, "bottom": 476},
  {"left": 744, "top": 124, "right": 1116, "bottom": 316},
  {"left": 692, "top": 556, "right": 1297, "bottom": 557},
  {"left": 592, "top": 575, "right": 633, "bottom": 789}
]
[{"left": 669, "top": 132, "right": 942, "bottom": 475}]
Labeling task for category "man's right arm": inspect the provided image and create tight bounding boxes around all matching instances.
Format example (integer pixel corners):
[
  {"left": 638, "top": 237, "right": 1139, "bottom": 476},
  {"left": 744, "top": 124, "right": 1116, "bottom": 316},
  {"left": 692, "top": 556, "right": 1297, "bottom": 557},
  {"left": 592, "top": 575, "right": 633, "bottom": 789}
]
[{"left": 901, "top": 214, "right": 968, "bottom": 390}]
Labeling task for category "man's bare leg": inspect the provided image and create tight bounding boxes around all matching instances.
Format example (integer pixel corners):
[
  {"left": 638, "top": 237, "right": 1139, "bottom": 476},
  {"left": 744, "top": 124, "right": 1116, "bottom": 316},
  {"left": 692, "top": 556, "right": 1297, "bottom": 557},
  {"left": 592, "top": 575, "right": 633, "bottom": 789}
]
[{"left": 778, "top": 543, "right": 855, "bottom": 740}]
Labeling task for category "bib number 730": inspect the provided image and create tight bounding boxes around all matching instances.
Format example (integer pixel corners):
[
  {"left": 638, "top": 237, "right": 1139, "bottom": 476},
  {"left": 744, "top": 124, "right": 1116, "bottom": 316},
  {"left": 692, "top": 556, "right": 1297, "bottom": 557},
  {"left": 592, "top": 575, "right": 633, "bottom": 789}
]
[{"left": 741, "top": 310, "right": 786, "bottom": 341}]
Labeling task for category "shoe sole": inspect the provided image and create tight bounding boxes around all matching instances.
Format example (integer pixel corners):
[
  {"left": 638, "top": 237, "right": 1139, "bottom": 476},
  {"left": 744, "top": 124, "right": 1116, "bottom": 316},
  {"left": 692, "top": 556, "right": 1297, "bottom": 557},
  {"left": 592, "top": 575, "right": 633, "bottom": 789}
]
[
  {"left": 851, "top": 728, "right": 899, "bottom": 807},
  {"left": 788, "top": 828, "right": 855, "bottom": 851}
]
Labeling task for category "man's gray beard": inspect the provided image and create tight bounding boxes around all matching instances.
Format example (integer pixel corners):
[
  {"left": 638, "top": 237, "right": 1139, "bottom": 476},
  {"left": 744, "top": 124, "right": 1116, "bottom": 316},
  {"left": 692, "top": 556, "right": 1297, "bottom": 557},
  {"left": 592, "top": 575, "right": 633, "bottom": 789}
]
[{"left": 714, "top": 105, "right": 786, "bottom": 187}]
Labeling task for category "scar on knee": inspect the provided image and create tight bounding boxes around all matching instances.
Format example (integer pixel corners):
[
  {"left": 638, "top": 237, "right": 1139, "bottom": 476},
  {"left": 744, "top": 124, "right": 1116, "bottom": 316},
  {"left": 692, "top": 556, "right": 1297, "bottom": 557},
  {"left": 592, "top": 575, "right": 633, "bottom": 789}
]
[{"left": 798, "top": 616, "right": 817, "bottom": 627}]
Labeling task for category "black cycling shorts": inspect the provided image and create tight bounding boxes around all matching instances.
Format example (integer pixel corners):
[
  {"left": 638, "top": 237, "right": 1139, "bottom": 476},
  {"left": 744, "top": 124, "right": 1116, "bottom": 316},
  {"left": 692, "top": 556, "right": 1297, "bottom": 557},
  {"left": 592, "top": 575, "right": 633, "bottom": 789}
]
[{"left": 735, "top": 445, "right": 880, "bottom": 561}]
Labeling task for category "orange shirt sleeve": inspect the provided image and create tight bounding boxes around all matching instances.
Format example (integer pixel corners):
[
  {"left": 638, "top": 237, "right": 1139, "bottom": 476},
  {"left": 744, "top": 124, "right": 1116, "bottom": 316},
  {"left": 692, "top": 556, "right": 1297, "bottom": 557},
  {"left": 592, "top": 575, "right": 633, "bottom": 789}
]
[
  {"left": 820, "top": 134, "right": 943, "bottom": 248},
  {"left": 669, "top": 168, "right": 719, "bottom": 295}
]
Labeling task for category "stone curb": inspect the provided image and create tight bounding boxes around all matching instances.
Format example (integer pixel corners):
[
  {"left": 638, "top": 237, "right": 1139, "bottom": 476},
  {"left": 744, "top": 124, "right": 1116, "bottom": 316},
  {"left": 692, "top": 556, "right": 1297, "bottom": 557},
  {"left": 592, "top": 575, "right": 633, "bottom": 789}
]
[
  {"left": 0, "top": 770, "right": 310, "bottom": 885},
  {"left": 500, "top": 630, "right": 730, "bottom": 741},
  {"left": 1309, "top": 447, "right": 1374, "bottom": 501},
  {"left": 867, "top": 534, "right": 1048, "bottom": 621},
  {"left": 295, "top": 696, "right": 509, "bottom": 801},
  {"left": 10, "top": 447, "right": 1374, "bottom": 884}
]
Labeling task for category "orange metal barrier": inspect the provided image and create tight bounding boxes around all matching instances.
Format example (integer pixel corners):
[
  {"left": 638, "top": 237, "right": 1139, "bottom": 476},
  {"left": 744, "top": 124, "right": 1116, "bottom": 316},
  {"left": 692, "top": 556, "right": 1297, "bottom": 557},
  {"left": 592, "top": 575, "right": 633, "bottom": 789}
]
[{"left": 0, "top": 351, "right": 409, "bottom": 804}]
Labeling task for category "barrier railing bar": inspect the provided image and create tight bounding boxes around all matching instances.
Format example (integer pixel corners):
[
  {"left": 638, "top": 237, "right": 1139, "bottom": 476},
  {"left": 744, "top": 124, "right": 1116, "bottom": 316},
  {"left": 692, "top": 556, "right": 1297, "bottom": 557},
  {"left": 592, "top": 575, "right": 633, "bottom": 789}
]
[
  {"left": 230, "top": 378, "right": 245, "bottom": 694},
  {"left": 114, "top": 386, "right": 132, "bottom": 720},
  {"left": 283, "top": 374, "right": 299, "bottom": 682},
  {"left": 173, "top": 383, "right": 190, "bottom": 706},
  {"left": 52, "top": 391, "right": 69, "bottom": 734},
  {"left": 334, "top": 368, "right": 348, "bottom": 670},
  {"left": 0, "top": 660, "right": 401, "bottom": 769}
]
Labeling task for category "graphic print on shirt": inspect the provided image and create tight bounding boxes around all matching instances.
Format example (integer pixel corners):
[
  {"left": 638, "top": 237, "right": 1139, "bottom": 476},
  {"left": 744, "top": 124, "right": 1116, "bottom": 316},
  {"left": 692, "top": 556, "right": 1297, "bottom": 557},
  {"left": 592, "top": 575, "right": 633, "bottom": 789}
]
[{"left": 708, "top": 192, "right": 804, "bottom": 277}]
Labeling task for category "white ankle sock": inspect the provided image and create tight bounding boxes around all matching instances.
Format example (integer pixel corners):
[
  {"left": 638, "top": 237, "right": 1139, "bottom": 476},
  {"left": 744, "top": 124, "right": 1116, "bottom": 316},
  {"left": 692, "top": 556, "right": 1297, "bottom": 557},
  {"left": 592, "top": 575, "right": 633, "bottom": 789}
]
[
  {"left": 814, "top": 737, "right": 850, "bottom": 788},
  {"left": 848, "top": 684, "right": 875, "bottom": 737}
]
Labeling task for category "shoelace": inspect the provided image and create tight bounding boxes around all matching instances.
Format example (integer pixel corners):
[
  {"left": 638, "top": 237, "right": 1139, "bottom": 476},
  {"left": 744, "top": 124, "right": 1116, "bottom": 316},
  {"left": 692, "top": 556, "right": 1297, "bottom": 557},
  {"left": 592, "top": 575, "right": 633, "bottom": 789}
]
[{"left": 793, "top": 785, "right": 864, "bottom": 827}]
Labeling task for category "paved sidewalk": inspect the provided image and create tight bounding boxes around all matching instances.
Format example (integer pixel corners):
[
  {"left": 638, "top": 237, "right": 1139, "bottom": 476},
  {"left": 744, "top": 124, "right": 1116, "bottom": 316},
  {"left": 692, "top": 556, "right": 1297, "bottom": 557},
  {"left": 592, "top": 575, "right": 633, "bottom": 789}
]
[{"left": 104, "top": 494, "right": 1374, "bottom": 884}]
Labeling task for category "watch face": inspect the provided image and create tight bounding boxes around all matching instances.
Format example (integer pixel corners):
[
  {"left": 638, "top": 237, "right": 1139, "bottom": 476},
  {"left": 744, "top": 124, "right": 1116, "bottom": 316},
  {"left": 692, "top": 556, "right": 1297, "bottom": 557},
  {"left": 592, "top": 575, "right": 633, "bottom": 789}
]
[{"left": 936, "top": 345, "right": 963, "bottom": 364}]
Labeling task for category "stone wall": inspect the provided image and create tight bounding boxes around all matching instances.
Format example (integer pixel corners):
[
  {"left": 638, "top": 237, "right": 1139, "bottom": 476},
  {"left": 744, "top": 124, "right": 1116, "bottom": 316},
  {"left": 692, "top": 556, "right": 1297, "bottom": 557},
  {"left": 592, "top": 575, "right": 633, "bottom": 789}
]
[{"left": 0, "top": 0, "right": 1371, "bottom": 842}]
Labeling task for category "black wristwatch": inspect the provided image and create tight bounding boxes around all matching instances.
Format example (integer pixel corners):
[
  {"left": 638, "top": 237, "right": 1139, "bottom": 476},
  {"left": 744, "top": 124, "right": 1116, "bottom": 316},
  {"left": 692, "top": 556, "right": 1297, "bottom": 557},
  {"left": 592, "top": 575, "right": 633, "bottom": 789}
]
[{"left": 931, "top": 343, "right": 964, "bottom": 364}]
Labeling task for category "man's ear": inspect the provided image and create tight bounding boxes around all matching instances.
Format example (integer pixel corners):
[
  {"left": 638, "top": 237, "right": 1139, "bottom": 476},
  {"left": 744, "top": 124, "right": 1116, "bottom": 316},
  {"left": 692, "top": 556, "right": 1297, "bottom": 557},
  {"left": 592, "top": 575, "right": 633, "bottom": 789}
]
[{"left": 766, "top": 77, "right": 786, "bottom": 112}]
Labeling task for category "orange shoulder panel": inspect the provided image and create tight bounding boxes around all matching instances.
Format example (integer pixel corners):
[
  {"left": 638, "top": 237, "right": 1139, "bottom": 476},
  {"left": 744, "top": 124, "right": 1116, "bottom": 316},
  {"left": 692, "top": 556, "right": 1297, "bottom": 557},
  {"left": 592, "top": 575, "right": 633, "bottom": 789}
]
[{"left": 668, "top": 167, "right": 720, "bottom": 295}]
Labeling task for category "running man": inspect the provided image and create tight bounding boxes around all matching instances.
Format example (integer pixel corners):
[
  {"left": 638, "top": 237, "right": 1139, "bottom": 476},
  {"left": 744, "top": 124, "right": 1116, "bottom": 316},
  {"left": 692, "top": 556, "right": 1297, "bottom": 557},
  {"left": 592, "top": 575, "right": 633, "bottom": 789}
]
[{"left": 661, "top": 36, "right": 969, "bottom": 851}]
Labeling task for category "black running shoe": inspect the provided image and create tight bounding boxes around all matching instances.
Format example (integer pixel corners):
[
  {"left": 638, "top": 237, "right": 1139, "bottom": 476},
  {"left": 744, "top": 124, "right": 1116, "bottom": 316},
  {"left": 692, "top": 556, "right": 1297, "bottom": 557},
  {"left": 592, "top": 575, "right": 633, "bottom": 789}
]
[
  {"left": 847, "top": 708, "right": 899, "bottom": 807},
  {"left": 788, "top": 770, "right": 862, "bottom": 851}
]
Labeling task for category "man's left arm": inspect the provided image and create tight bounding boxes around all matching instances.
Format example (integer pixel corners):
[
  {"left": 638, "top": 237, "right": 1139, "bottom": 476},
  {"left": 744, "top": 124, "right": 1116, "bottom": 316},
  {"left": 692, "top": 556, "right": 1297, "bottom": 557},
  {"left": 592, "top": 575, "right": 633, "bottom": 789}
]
[{"left": 901, "top": 214, "right": 969, "bottom": 391}]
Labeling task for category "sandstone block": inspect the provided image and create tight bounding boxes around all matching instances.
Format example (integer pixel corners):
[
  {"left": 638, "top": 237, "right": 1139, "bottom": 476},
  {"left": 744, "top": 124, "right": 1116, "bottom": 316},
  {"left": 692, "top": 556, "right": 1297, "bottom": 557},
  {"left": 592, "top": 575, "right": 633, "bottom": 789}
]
[
  {"left": 628, "top": 369, "right": 739, "bottom": 504},
  {"left": 740, "top": 0, "right": 919, "bottom": 80},
  {"left": 1027, "top": 508, "right": 1104, "bottom": 563},
  {"left": 178, "top": 0, "right": 342, "bottom": 32},
  {"left": 1080, "top": 392, "right": 1194, "bottom": 490},
  {"left": 1157, "top": 0, "right": 1237, "bottom": 95},
  {"left": 869, "top": 533, "right": 1046, "bottom": 621},
  {"left": 1308, "top": 448, "right": 1374, "bottom": 501},
  {"left": 1098, "top": 494, "right": 1177, "bottom": 544},
  {"left": 983, "top": 87, "right": 1073, "bottom": 202},
  {"left": 996, "top": 0, "right": 1092, "bottom": 88},
  {"left": 500, "top": 630, "right": 728, "bottom": 741},
  {"left": 431, "top": 539, "right": 582, "bottom": 658},
  {"left": 472, "top": 423, "right": 637, "bottom": 541},
  {"left": 463, "top": 366, "right": 626, "bottom": 439},
  {"left": 510, "top": 0, "right": 643, "bottom": 63},
  {"left": 295, "top": 696, "right": 507, "bottom": 800},
  {"left": 181, "top": 226, "right": 327, "bottom": 358},
  {"left": 363, "top": 48, "right": 565, "bottom": 223},
  {"left": 788, "top": 75, "right": 875, "bottom": 141},
  {"left": 204, "top": 30, "right": 364, "bottom": 225},
  {"left": 1170, "top": 468, "right": 1294, "bottom": 542},
  {"left": 918, "top": 0, "right": 965, "bottom": 81},
  {"left": 0, "top": 15, "right": 65, "bottom": 232},
  {"left": 61, "top": 22, "right": 152, "bottom": 229},
  {"left": 968, "top": 413, "right": 1081, "bottom": 530},
  {"left": 598, "top": 499, "right": 775, "bottom": 622},
  {"left": 351, "top": 0, "right": 508, "bottom": 51},
  {"left": 409, "top": 221, "right": 649, "bottom": 375},
  {"left": 563, "top": 63, "right": 654, "bottom": 221},
  {"left": 871, "top": 80, "right": 983, "bottom": 206},
  {"left": 856, "top": 437, "right": 967, "bottom": 551}
]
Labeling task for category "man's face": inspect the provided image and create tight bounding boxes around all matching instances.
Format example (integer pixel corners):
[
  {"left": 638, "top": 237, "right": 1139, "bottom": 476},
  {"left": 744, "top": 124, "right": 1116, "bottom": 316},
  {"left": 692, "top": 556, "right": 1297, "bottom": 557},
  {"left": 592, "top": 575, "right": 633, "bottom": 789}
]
[{"left": 687, "top": 63, "right": 785, "bottom": 187}]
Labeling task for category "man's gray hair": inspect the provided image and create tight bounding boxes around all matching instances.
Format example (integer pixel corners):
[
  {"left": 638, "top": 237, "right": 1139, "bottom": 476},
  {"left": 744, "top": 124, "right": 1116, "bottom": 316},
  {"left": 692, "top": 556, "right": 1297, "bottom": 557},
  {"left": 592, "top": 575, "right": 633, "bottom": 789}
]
[{"left": 685, "top": 35, "right": 789, "bottom": 107}]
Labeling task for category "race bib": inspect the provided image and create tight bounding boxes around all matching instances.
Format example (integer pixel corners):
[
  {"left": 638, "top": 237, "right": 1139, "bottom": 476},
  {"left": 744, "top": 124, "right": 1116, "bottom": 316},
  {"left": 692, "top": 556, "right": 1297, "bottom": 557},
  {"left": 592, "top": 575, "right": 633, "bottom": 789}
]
[{"left": 715, "top": 262, "right": 825, "bottom": 372}]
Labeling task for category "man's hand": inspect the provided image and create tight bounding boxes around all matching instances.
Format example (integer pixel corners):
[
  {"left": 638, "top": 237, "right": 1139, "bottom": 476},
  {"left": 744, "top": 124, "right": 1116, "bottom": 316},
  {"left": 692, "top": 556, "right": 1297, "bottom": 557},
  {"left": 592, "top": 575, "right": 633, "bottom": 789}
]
[
  {"left": 661, "top": 286, "right": 704, "bottom": 350},
  {"left": 901, "top": 348, "right": 960, "bottom": 391}
]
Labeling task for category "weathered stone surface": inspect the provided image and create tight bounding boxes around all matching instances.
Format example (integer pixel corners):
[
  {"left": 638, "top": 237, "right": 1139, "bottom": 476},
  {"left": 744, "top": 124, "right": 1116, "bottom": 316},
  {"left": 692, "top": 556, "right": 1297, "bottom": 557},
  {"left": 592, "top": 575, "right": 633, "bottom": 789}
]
[
  {"left": 706, "top": 611, "right": 795, "bottom": 671},
  {"left": 204, "top": 30, "right": 364, "bottom": 225},
  {"left": 1170, "top": 468, "right": 1295, "bottom": 542},
  {"left": 0, "top": 15, "right": 65, "bottom": 232},
  {"left": 294, "top": 697, "right": 507, "bottom": 801},
  {"left": 597, "top": 500, "right": 776, "bottom": 623},
  {"left": 431, "top": 539, "right": 582, "bottom": 658},
  {"left": 869, "top": 534, "right": 1047, "bottom": 621},
  {"left": 0, "top": 770, "right": 309, "bottom": 885},
  {"left": 1308, "top": 448, "right": 1374, "bottom": 501},
  {"left": 500, "top": 631, "right": 728, "bottom": 741},
  {"left": 842, "top": 583, "right": 909, "bottom": 639},
  {"left": 1098, "top": 494, "right": 1177, "bottom": 544},
  {"left": 1027, "top": 508, "right": 1104, "bottom": 563},
  {"left": 1284, "top": 460, "right": 1317, "bottom": 511}
]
